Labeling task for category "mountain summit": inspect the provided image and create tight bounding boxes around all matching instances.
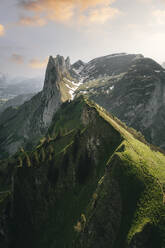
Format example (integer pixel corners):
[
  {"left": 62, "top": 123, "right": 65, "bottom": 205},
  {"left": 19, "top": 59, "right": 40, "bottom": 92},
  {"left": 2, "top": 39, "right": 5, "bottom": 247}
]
[
  {"left": 76, "top": 56, "right": 165, "bottom": 149},
  {"left": 0, "top": 54, "right": 84, "bottom": 157},
  {"left": 1, "top": 53, "right": 165, "bottom": 247},
  {"left": 0, "top": 52, "right": 165, "bottom": 158},
  {"left": 0, "top": 55, "right": 75, "bottom": 157}
]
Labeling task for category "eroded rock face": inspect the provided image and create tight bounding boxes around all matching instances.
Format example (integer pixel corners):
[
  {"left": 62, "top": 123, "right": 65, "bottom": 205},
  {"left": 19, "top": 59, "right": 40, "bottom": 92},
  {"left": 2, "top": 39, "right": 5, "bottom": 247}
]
[
  {"left": 80, "top": 53, "right": 144, "bottom": 83},
  {"left": 0, "top": 55, "right": 75, "bottom": 158},
  {"left": 1, "top": 52, "right": 165, "bottom": 158},
  {"left": 72, "top": 60, "right": 85, "bottom": 72},
  {"left": 77, "top": 56, "right": 165, "bottom": 149},
  {"left": 98, "top": 58, "right": 165, "bottom": 149},
  {"left": 42, "top": 56, "right": 64, "bottom": 126}
]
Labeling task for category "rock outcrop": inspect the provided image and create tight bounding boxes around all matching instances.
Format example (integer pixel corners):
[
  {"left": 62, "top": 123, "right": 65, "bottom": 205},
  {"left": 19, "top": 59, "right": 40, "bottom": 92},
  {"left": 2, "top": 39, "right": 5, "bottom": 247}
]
[
  {"left": 1, "top": 52, "right": 165, "bottom": 157},
  {"left": 79, "top": 53, "right": 143, "bottom": 82},
  {"left": 0, "top": 55, "right": 76, "bottom": 158},
  {"left": 74, "top": 54, "right": 165, "bottom": 149}
]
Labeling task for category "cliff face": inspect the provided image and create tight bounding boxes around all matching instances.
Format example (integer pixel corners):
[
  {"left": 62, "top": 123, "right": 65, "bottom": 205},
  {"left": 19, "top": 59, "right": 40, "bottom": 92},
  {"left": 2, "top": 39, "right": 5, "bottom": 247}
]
[
  {"left": 0, "top": 55, "right": 76, "bottom": 158},
  {"left": 1, "top": 53, "right": 165, "bottom": 247},
  {"left": 79, "top": 53, "right": 143, "bottom": 82},
  {"left": 87, "top": 58, "right": 165, "bottom": 149},
  {"left": 74, "top": 55, "right": 165, "bottom": 149},
  {"left": 41, "top": 55, "right": 67, "bottom": 126},
  {"left": 0, "top": 97, "right": 165, "bottom": 248},
  {"left": 2, "top": 52, "right": 165, "bottom": 158},
  {"left": 1, "top": 52, "right": 165, "bottom": 158}
]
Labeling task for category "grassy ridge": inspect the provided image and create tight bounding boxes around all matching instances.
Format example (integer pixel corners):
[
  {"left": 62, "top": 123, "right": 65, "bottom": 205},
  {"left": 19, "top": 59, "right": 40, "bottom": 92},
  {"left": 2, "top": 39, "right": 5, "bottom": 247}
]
[
  {"left": 81, "top": 98, "right": 165, "bottom": 247},
  {"left": 0, "top": 96, "right": 165, "bottom": 247}
]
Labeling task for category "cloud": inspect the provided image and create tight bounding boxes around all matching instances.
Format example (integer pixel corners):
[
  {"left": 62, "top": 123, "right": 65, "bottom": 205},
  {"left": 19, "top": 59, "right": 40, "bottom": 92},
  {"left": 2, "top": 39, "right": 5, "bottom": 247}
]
[
  {"left": 0, "top": 24, "right": 5, "bottom": 36},
  {"left": 19, "top": 16, "right": 47, "bottom": 26},
  {"left": 18, "top": 0, "right": 119, "bottom": 26},
  {"left": 20, "top": 0, "right": 114, "bottom": 11},
  {"left": 11, "top": 54, "right": 24, "bottom": 64},
  {"left": 29, "top": 57, "right": 48, "bottom": 68},
  {"left": 152, "top": 10, "right": 165, "bottom": 25},
  {"left": 82, "top": 6, "right": 120, "bottom": 24}
]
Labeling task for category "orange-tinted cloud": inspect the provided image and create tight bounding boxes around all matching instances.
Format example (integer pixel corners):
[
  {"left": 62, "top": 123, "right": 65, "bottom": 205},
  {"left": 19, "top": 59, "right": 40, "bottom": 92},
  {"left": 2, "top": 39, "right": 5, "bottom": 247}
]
[
  {"left": 20, "top": 0, "right": 114, "bottom": 11},
  {"left": 19, "top": 0, "right": 119, "bottom": 25},
  {"left": 19, "top": 16, "right": 47, "bottom": 26},
  {"left": 11, "top": 54, "right": 24, "bottom": 64},
  {"left": 81, "top": 6, "right": 120, "bottom": 24},
  {"left": 0, "top": 24, "right": 5, "bottom": 36},
  {"left": 29, "top": 57, "right": 48, "bottom": 68}
]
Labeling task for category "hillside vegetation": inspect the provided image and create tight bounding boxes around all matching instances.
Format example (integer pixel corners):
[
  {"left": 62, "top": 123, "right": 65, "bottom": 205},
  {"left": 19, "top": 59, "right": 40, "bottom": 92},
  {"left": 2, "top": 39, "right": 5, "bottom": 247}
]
[{"left": 0, "top": 96, "right": 165, "bottom": 248}]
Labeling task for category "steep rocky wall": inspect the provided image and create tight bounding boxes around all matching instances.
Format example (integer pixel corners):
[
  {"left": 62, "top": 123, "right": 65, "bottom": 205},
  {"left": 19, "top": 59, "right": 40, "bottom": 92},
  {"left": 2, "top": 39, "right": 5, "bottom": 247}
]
[
  {"left": 0, "top": 55, "right": 74, "bottom": 158},
  {"left": 89, "top": 58, "right": 165, "bottom": 149}
]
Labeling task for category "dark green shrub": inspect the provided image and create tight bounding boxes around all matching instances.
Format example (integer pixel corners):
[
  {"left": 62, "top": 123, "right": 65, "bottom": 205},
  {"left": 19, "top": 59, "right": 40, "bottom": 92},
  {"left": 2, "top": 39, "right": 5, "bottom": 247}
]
[{"left": 77, "top": 149, "right": 92, "bottom": 184}]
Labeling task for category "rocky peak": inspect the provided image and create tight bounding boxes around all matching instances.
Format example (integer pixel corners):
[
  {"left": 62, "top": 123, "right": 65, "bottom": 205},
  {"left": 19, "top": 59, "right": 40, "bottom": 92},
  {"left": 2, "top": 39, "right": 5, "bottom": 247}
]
[
  {"left": 42, "top": 54, "right": 72, "bottom": 126},
  {"left": 131, "top": 57, "right": 163, "bottom": 71},
  {"left": 80, "top": 55, "right": 165, "bottom": 149},
  {"left": 43, "top": 55, "right": 71, "bottom": 93},
  {"left": 80, "top": 53, "right": 144, "bottom": 82},
  {"left": 65, "top": 56, "right": 71, "bottom": 70},
  {"left": 0, "top": 54, "right": 75, "bottom": 158},
  {"left": 54, "top": 55, "right": 70, "bottom": 74},
  {"left": 72, "top": 60, "right": 85, "bottom": 70},
  {"left": 124, "top": 57, "right": 165, "bottom": 81}
]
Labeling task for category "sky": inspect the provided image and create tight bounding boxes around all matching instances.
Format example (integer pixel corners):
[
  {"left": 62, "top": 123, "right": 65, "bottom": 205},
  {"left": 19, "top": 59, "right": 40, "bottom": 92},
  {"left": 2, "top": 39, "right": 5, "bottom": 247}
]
[{"left": 0, "top": 0, "right": 165, "bottom": 78}]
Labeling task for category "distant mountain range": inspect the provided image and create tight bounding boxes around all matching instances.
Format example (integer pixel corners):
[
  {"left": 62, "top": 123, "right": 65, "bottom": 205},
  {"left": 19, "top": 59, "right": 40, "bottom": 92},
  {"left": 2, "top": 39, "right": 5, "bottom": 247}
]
[
  {"left": 0, "top": 93, "right": 35, "bottom": 113},
  {"left": 0, "top": 74, "right": 43, "bottom": 100}
]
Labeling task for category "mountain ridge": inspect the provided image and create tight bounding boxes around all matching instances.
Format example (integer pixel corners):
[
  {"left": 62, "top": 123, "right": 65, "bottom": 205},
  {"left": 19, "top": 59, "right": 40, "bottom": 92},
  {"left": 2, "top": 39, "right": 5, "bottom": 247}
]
[
  {"left": 0, "top": 96, "right": 165, "bottom": 247},
  {"left": 72, "top": 55, "right": 165, "bottom": 149},
  {"left": 0, "top": 52, "right": 165, "bottom": 158}
]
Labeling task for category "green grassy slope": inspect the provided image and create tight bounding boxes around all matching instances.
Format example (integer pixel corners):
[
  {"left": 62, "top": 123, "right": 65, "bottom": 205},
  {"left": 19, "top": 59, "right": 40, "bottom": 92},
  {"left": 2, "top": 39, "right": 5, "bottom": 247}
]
[
  {"left": 71, "top": 98, "right": 165, "bottom": 248},
  {"left": 0, "top": 96, "right": 165, "bottom": 248}
]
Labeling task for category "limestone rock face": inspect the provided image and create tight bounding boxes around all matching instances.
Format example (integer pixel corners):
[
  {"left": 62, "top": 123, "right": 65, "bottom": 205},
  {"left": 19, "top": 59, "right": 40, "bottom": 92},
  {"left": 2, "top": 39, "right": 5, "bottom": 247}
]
[
  {"left": 1, "top": 52, "right": 165, "bottom": 158},
  {"left": 74, "top": 55, "right": 165, "bottom": 149},
  {"left": 42, "top": 56, "right": 63, "bottom": 126},
  {"left": 79, "top": 53, "right": 144, "bottom": 83},
  {"left": 0, "top": 55, "right": 75, "bottom": 158},
  {"left": 88, "top": 58, "right": 165, "bottom": 148},
  {"left": 65, "top": 56, "right": 71, "bottom": 70},
  {"left": 72, "top": 60, "right": 85, "bottom": 71}
]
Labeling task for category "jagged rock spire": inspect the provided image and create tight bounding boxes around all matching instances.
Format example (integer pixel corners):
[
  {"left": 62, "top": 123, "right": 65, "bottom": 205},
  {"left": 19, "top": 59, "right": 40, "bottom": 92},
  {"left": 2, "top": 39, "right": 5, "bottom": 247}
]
[
  {"left": 42, "top": 54, "right": 72, "bottom": 126},
  {"left": 43, "top": 55, "right": 71, "bottom": 91}
]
